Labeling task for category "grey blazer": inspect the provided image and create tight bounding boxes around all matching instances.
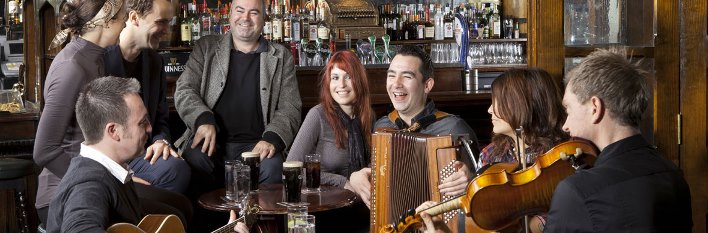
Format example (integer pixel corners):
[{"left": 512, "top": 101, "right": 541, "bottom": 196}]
[{"left": 174, "top": 32, "right": 302, "bottom": 151}]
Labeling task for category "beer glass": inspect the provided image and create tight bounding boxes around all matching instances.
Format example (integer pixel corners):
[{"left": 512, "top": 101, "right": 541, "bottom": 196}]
[
  {"left": 288, "top": 214, "right": 315, "bottom": 233},
  {"left": 287, "top": 205, "right": 308, "bottom": 229},
  {"left": 233, "top": 164, "right": 251, "bottom": 204},
  {"left": 283, "top": 161, "right": 303, "bottom": 203},
  {"left": 224, "top": 160, "right": 239, "bottom": 202},
  {"left": 304, "top": 154, "right": 321, "bottom": 193},
  {"left": 242, "top": 151, "right": 260, "bottom": 191}
]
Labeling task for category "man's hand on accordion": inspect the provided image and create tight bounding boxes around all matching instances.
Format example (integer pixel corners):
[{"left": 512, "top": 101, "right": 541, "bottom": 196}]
[
  {"left": 438, "top": 161, "right": 473, "bottom": 196},
  {"left": 346, "top": 167, "right": 372, "bottom": 208}
]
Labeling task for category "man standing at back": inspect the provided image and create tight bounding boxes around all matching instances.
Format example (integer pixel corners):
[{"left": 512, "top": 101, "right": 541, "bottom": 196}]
[
  {"left": 175, "top": 0, "right": 301, "bottom": 185},
  {"left": 104, "top": 0, "right": 191, "bottom": 194},
  {"left": 545, "top": 48, "right": 692, "bottom": 232}
]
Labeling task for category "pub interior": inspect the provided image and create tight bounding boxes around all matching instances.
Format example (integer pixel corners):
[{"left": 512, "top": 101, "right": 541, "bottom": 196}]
[{"left": 0, "top": 0, "right": 706, "bottom": 232}]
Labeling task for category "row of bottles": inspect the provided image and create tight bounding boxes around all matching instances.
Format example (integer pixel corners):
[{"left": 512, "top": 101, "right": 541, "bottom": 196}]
[
  {"left": 263, "top": 0, "right": 332, "bottom": 45},
  {"left": 379, "top": 1, "right": 521, "bottom": 41},
  {"left": 178, "top": 0, "right": 231, "bottom": 47}
]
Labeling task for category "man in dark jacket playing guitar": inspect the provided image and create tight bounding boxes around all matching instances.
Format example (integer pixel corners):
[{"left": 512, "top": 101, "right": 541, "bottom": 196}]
[{"left": 47, "top": 76, "right": 249, "bottom": 233}]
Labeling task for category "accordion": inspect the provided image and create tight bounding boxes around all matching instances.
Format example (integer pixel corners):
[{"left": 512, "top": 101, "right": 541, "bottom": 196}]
[{"left": 370, "top": 131, "right": 469, "bottom": 233}]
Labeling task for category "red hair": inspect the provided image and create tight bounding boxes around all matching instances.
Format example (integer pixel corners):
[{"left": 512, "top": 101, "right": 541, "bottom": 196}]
[{"left": 319, "top": 51, "right": 373, "bottom": 149}]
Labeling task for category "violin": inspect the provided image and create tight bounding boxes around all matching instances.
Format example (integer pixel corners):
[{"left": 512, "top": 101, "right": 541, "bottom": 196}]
[{"left": 379, "top": 139, "right": 599, "bottom": 233}]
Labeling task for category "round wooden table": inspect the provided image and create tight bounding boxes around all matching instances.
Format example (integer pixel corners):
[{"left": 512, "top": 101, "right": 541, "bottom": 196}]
[
  {"left": 198, "top": 184, "right": 358, "bottom": 214},
  {"left": 198, "top": 184, "right": 359, "bottom": 232}
]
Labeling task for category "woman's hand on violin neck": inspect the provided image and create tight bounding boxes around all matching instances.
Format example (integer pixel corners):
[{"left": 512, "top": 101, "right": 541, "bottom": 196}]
[
  {"left": 438, "top": 162, "right": 472, "bottom": 196},
  {"left": 348, "top": 167, "right": 372, "bottom": 208}
]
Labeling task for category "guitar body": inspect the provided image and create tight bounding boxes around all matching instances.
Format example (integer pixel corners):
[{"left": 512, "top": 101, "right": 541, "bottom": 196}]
[{"left": 107, "top": 215, "right": 185, "bottom": 233}]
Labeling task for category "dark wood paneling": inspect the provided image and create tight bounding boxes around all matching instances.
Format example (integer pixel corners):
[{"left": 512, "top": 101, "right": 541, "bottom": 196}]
[
  {"left": 680, "top": 0, "right": 708, "bottom": 232},
  {"left": 533, "top": 0, "right": 564, "bottom": 83},
  {"left": 655, "top": 0, "right": 680, "bottom": 164}
]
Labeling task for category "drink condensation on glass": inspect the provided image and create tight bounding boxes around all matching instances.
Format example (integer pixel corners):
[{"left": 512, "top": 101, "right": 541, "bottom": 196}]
[
  {"left": 234, "top": 164, "right": 251, "bottom": 203},
  {"left": 283, "top": 161, "right": 303, "bottom": 203},
  {"left": 224, "top": 160, "right": 238, "bottom": 202},
  {"left": 242, "top": 152, "right": 260, "bottom": 191},
  {"left": 304, "top": 154, "right": 321, "bottom": 192},
  {"left": 288, "top": 214, "right": 315, "bottom": 233},
  {"left": 287, "top": 205, "right": 308, "bottom": 229}
]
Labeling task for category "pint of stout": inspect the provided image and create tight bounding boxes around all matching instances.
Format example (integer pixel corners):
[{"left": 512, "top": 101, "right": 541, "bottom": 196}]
[
  {"left": 242, "top": 152, "right": 260, "bottom": 191},
  {"left": 282, "top": 161, "right": 303, "bottom": 203}
]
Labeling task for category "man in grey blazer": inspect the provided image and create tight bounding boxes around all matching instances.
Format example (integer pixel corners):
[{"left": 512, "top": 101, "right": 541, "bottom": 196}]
[{"left": 174, "top": 0, "right": 301, "bottom": 185}]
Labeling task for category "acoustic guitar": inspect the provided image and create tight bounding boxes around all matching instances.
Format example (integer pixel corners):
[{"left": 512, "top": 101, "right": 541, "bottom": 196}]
[{"left": 107, "top": 198, "right": 261, "bottom": 233}]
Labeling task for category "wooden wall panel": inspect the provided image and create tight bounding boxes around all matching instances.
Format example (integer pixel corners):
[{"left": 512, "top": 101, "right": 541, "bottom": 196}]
[
  {"left": 533, "top": 0, "right": 564, "bottom": 83},
  {"left": 655, "top": 0, "right": 680, "bottom": 163},
  {"left": 680, "top": 0, "right": 707, "bottom": 231}
]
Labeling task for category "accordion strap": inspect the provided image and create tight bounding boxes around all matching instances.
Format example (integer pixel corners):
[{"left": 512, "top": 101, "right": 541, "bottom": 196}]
[{"left": 388, "top": 110, "right": 450, "bottom": 132}]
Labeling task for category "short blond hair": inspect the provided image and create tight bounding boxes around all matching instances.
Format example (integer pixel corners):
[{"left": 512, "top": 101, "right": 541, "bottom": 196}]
[{"left": 564, "top": 48, "right": 652, "bottom": 127}]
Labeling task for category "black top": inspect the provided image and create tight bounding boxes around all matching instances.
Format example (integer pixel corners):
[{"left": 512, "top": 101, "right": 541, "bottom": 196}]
[
  {"left": 545, "top": 134, "right": 693, "bottom": 233},
  {"left": 104, "top": 46, "right": 171, "bottom": 143},
  {"left": 47, "top": 157, "right": 143, "bottom": 233},
  {"left": 213, "top": 50, "right": 264, "bottom": 143}
]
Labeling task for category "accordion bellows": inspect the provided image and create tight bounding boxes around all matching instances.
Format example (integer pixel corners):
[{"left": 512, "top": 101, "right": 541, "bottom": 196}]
[{"left": 370, "top": 131, "right": 461, "bottom": 233}]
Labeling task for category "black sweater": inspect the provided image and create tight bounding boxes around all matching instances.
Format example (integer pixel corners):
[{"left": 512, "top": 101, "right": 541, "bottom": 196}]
[{"left": 47, "top": 157, "right": 143, "bottom": 233}]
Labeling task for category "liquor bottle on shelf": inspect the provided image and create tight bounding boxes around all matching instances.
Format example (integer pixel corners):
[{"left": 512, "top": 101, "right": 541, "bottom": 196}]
[
  {"left": 283, "top": 4, "right": 292, "bottom": 43},
  {"left": 301, "top": 7, "right": 310, "bottom": 42},
  {"left": 434, "top": 4, "right": 444, "bottom": 40},
  {"left": 180, "top": 4, "right": 193, "bottom": 46},
  {"left": 489, "top": 3, "right": 501, "bottom": 39},
  {"left": 190, "top": 2, "right": 201, "bottom": 42},
  {"left": 391, "top": 4, "right": 401, "bottom": 41},
  {"left": 263, "top": 2, "right": 273, "bottom": 40},
  {"left": 416, "top": 4, "right": 424, "bottom": 40},
  {"left": 308, "top": 9, "right": 318, "bottom": 42},
  {"left": 291, "top": 6, "right": 302, "bottom": 42},
  {"left": 514, "top": 20, "right": 520, "bottom": 39},
  {"left": 316, "top": 8, "right": 330, "bottom": 45},
  {"left": 221, "top": 4, "right": 230, "bottom": 33},
  {"left": 424, "top": 4, "right": 434, "bottom": 40},
  {"left": 443, "top": 4, "right": 453, "bottom": 39},
  {"left": 272, "top": 1, "right": 283, "bottom": 43},
  {"left": 213, "top": 8, "right": 222, "bottom": 35},
  {"left": 200, "top": 0, "right": 212, "bottom": 36}
]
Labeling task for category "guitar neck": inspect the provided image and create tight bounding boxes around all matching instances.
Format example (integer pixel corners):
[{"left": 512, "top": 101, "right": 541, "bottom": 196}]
[
  {"left": 211, "top": 218, "right": 242, "bottom": 233},
  {"left": 422, "top": 197, "right": 462, "bottom": 216}
]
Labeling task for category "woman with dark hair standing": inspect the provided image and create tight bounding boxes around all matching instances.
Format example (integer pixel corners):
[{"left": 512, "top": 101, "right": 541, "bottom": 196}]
[
  {"left": 287, "top": 50, "right": 375, "bottom": 205},
  {"left": 33, "top": 0, "right": 128, "bottom": 226}
]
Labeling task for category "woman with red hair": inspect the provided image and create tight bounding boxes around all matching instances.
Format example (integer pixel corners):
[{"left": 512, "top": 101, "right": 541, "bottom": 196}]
[{"left": 287, "top": 50, "right": 374, "bottom": 205}]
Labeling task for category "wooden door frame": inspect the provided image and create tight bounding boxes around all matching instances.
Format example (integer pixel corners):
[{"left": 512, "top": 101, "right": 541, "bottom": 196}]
[{"left": 679, "top": 0, "right": 707, "bottom": 232}]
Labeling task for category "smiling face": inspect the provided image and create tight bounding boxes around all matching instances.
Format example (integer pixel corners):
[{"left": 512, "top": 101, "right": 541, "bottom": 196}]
[
  {"left": 386, "top": 55, "right": 433, "bottom": 119},
  {"left": 230, "top": 0, "right": 264, "bottom": 43},
  {"left": 134, "top": 0, "right": 173, "bottom": 49},
  {"left": 329, "top": 65, "right": 357, "bottom": 107},
  {"left": 488, "top": 99, "right": 514, "bottom": 138}
]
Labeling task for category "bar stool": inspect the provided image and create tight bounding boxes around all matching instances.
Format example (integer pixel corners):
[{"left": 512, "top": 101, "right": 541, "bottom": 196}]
[{"left": 0, "top": 158, "right": 34, "bottom": 233}]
